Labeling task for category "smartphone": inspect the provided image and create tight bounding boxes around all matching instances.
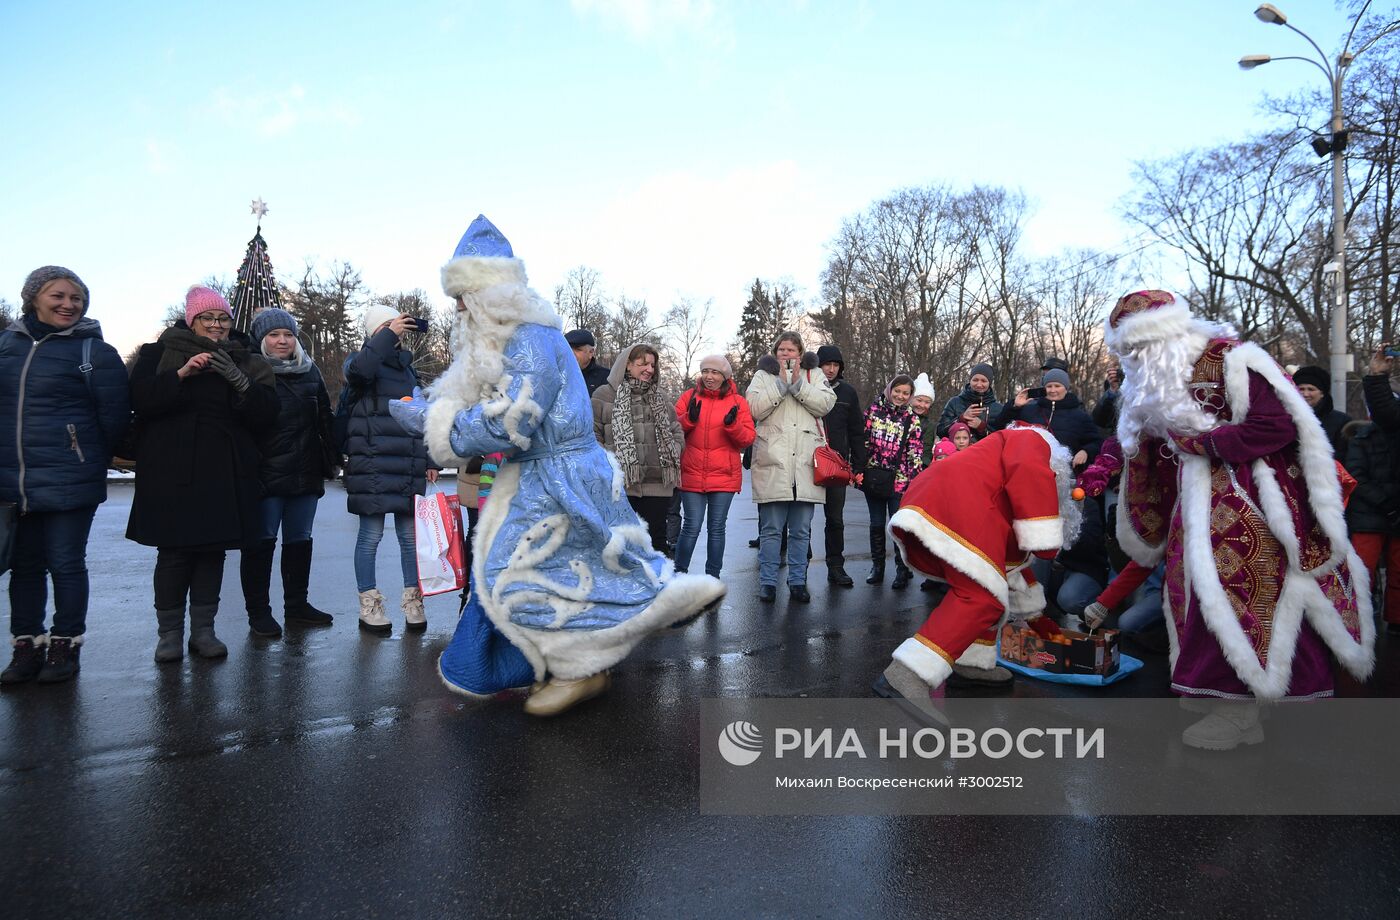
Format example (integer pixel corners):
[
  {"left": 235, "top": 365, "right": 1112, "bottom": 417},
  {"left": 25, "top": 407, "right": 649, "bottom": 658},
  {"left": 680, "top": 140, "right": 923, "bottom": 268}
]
[
  {"left": 1026, "top": 386, "right": 1047, "bottom": 399},
  {"left": 408, "top": 317, "right": 429, "bottom": 333}
]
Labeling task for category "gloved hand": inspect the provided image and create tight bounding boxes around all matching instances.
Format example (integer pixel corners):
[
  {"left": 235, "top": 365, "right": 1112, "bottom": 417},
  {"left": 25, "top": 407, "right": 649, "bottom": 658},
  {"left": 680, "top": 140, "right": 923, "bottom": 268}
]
[
  {"left": 206, "top": 349, "right": 250, "bottom": 392},
  {"left": 1077, "top": 464, "right": 1111, "bottom": 498},
  {"left": 688, "top": 393, "right": 702, "bottom": 423},
  {"left": 388, "top": 387, "right": 430, "bottom": 436},
  {"left": 723, "top": 405, "right": 738, "bottom": 426},
  {"left": 1083, "top": 601, "right": 1109, "bottom": 631},
  {"left": 1171, "top": 432, "right": 1210, "bottom": 456}
]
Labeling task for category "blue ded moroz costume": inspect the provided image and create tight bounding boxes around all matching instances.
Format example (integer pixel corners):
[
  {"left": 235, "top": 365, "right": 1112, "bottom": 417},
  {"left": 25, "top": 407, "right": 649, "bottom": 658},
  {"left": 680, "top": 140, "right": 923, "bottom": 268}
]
[{"left": 392, "top": 216, "right": 726, "bottom": 716}]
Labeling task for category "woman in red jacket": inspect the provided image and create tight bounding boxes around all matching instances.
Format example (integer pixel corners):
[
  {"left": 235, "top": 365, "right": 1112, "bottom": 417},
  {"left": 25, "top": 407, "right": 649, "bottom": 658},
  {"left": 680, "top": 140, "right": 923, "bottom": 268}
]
[{"left": 673, "top": 355, "right": 756, "bottom": 577}]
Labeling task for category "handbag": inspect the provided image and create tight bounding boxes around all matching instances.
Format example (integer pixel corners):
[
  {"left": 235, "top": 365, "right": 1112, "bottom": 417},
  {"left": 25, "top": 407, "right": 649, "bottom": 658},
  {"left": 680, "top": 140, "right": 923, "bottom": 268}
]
[
  {"left": 0, "top": 501, "right": 17, "bottom": 577},
  {"left": 813, "top": 417, "right": 852, "bottom": 487},
  {"left": 861, "top": 416, "right": 912, "bottom": 499}
]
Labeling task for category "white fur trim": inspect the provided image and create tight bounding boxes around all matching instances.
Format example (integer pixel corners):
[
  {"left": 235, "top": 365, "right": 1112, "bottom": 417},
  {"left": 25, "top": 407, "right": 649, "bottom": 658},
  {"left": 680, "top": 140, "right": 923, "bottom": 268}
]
[
  {"left": 1104, "top": 299, "right": 1193, "bottom": 353},
  {"left": 467, "top": 458, "right": 725, "bottom": 681},
  {"left": 892, "top": 637, "right": 953, "bottom": 689},
  {"left": 1115, "top": 464, "right": 1168, "bottom": 567},
  {"left": 1175, "top": 454, "right": 1374, "bottom": 697},
  {"left": 527, "top": 574, "right": 725, "bottom": 680},
  {"left": 1221, "top": 342, "right": 1349, "bottom": 574},
  {"left": 1007, "top": 570, "right": 1046, "bottom": 615},
  {"left": 12, "top": 634, "right": 49, "bottom": 647},
  {"left": 1012, "top": 517, "right": 1062, "bottom": 553},
  {"left": 955, "top": 641, "right": 997, "bottom": 670},
  {"left": 889, "top": 507, "right": 1008, "bottom": 607},
  {"left": 441, "top": 256, "right": 527, "bottom": 298}
]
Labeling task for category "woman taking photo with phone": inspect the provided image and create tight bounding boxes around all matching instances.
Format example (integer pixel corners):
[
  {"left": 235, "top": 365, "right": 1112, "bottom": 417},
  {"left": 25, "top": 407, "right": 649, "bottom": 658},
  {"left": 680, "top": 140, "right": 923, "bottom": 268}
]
[
  {"left": 937, "top": 363, "right": 1002, "bottom": 443},
  {"left": 746, "top": 332, "right": 835, "bottom": 604},
  {"left": 342, "top": 304, "right": 438, "bottom": 635},
  {"left": 240, "top": 308, "right": 337, "bottom": 638},
  {"left": 126, "top": 286, "right": 278, "bottom": 663}
]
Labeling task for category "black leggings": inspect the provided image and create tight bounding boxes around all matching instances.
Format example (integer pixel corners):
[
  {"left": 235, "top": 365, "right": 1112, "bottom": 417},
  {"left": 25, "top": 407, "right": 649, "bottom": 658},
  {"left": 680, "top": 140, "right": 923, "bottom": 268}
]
[
  {"left": 154, "top": 548, "right": 227, "bottom": 611},
  {"left": 628, "top": 495, "right": 672, "bottom": 553}
]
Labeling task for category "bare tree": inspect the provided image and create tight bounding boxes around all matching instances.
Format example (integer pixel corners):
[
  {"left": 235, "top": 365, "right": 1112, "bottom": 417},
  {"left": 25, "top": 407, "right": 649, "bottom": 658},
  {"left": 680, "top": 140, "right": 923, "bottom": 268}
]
[
  {"left": 663, "top": 296, "right": 715, "bottom": 381},
  {"left": 0, "top": 296, "right": 15, "bottom": 332},
  {"left": 554, "top": 265, "right": 611, "bottom": 335}
]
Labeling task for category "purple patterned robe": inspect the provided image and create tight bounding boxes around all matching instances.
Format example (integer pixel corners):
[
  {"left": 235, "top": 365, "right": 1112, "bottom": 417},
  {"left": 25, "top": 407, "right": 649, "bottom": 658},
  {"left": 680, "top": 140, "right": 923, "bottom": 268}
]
[{"left": 1117, "top": 340, "right": 1373, "bottom": 700}]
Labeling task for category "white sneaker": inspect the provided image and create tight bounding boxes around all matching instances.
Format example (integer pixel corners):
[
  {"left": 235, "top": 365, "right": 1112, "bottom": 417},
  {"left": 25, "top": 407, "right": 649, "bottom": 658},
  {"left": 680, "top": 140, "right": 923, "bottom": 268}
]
[
  {"left": 358, "top": 589, "right": 391, "bottom": 635},
  {"left": 402, "top": 586, "right": 426, "bottom": 632},
  {"left": 1182, "top": 703, "right": 1264, "bottom": 750}
]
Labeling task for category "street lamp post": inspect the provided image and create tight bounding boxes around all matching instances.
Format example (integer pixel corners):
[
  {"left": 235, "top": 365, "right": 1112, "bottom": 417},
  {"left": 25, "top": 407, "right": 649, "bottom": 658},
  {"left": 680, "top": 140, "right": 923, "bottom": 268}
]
[{"left": 1239, "top": 2, "right": 1358, "bottom": 409}]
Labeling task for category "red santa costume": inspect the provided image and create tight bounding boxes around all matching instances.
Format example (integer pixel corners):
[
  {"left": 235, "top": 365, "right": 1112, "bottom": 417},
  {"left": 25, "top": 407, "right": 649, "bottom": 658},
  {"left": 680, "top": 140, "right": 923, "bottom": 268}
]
[
  {"left": 1107, "top": 290, "right": 1374, "bottom": 748},
  {"left": 879, "top": 425, "right": 1080, "bottom": 705}
]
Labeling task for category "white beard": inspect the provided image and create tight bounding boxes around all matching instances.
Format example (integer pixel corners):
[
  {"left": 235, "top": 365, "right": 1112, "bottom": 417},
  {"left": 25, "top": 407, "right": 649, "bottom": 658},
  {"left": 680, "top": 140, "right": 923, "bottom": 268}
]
[
  {"left": 1116, "top": 320, "right": 1236, "bottom": 456},
  {"left": 423, "top": 281, "right": 563, "bottom": 463},
  {"left": 1048, "top": 439, "right": 1084, "bottom": 549}
]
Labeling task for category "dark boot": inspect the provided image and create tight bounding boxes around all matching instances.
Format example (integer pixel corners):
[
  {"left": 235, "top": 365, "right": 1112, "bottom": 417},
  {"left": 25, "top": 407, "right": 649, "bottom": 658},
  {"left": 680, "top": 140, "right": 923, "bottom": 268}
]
[
  {"left": 281, "top": 540, "right": 333, "bottom": 626},
  {"left": 891, "top": 547, "right": 912, "bottom": 590},
  {"left": 37, "top": 636, "right": 82, "bottom": 683},
  {"left": 866, "top": 527, "right": 886, "bottom": 585},
  {"left": 1, "top": 636, "right": 47, "bottom": 684},
  {"left": 240, "top": 539, "right": 282, "bottom": 638},
  {"left": 827, "top": 565, "right": 854, "bottom": 587},
  {"left": 154, "top": 608, "right": 185, "bottom": 663},
  {"left": 187, "top": 604, "right": 228, "bottom": 659}
]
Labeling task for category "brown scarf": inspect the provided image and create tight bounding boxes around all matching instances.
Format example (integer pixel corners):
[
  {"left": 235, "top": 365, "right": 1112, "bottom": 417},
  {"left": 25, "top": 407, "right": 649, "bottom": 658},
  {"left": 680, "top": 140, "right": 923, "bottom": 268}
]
[
  {"left": 155, "top": 325, "right": 274, "bottom": 388},
  {"left": 613, "top": 376, "right": 680, "bottom": 489}
]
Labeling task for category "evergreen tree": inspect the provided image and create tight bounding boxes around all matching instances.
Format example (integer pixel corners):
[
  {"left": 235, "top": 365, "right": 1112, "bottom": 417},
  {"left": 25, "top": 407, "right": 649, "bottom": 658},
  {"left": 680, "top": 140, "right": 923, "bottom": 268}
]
[
  {"left": 229, "top": 224, "right": 283, "bottom": 335},
  {"left": 729, "top": 278, "right": 797, "bottom": 384}
]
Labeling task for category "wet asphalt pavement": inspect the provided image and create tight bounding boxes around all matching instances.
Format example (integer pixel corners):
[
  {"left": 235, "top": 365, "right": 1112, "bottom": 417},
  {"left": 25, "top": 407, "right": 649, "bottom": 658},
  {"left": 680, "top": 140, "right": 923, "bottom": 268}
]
[{"left": 3, "top": 481, "right": 1399, "bottom": 919}]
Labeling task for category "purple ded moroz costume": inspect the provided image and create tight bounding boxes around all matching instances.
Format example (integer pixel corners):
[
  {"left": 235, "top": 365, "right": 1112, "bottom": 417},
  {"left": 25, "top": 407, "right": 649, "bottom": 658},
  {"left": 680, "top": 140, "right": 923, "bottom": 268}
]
[
  {"left": 390, "top": 216, "right": 725, "bottom": 704},
  {"left": 1107, "top": 290, "right": 1374, "bottom": 701}
]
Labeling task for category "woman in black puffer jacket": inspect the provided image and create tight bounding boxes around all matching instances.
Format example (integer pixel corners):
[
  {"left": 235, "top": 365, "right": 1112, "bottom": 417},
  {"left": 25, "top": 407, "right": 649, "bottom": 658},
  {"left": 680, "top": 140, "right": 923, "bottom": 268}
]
[
  {"left": 0, "top": 266, "right": 130, "bottom": 685},
  {"left": 342, "top": 305, "right": 438, "bottom": 635},
  {"left": 239, "top": 309, "right": 338, "bottom": 638},
  {"left": 126, "top": 286, "right": 279, "bottom": 663}
]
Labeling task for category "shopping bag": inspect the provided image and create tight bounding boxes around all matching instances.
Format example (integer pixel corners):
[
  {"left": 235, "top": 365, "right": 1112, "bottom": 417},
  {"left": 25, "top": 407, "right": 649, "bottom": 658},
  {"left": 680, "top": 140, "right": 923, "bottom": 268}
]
[{"left": 415, "top": 489, "right": 467, "bottom": 597}]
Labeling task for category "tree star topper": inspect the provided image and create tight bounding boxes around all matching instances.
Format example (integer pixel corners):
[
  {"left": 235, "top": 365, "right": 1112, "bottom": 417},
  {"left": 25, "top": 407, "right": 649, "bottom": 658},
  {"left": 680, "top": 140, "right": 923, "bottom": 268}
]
[{"left": 250, "top": 198, "right": 269, "bottom": 220}]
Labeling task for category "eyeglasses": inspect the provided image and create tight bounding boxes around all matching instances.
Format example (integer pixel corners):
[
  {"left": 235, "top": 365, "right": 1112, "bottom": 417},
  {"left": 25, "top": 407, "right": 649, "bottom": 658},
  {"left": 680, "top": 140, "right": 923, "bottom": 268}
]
[{"left": 193, "top": 314, "right": 232, "bottom": 326}]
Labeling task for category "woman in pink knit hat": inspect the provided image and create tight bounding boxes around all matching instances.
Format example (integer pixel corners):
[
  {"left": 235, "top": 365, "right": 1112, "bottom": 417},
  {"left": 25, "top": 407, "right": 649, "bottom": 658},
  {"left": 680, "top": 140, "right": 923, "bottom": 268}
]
[{"left": 125, "top": 286, "right": 279, "bottom": 664}]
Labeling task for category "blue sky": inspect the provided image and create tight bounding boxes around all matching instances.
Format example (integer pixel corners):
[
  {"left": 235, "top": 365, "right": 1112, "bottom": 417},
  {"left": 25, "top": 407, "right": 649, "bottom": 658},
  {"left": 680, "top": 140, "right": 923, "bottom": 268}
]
[{"left": 1, "top": 0, "right": 1356, "bottom": 357}]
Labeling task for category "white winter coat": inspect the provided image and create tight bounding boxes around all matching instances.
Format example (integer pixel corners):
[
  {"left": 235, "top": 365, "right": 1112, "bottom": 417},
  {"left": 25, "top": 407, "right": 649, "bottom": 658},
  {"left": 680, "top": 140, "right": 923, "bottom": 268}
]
[{"left": 746, "top": 365, "right": 836, "bottom": 504}]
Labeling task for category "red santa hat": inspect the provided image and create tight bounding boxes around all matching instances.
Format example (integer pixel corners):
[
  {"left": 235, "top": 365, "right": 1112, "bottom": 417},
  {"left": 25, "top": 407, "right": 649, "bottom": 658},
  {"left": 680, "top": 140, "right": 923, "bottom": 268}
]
[{"left": 1103, "top": 289, "right": 1191, "bottom": 353}]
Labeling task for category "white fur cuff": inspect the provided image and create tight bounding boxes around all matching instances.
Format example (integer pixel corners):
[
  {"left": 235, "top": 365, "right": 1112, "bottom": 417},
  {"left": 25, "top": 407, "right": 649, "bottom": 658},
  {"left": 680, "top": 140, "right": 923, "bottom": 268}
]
[
  {"left": 892, "top": 637, "right": 953, "bottom": 689},
  {"left": 1012, "top": 517, "right": 1062, "bottom": 552},
  {"left": 955, "top": 641, "right": 997, "bottom": 670}
]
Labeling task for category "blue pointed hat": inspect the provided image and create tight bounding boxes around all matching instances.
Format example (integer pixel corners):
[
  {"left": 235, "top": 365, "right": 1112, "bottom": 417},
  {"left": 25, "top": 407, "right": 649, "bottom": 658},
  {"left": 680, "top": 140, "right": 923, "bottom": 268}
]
[{"left": 452, "top": 214, "right": 513, "bottom": 260}]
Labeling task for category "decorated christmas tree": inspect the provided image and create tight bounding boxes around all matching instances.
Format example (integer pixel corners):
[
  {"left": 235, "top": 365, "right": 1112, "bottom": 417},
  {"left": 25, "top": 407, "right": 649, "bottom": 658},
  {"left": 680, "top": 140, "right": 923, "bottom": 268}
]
[{"left": 229, "top": 198, "right": 282, "bottom": 335}]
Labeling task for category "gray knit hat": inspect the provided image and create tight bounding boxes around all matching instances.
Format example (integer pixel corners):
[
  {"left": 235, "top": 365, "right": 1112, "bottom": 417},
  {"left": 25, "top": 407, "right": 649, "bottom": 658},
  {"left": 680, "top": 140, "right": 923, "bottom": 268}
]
[
  {"left": 1042, "top": 368, "right": 1071, "bottom": 389},
  {"left": 21, "top": 265, "right": 89, "bottom": 315},
  {"left": 251, "top": 307, "right": 299, "bottom": 344}
]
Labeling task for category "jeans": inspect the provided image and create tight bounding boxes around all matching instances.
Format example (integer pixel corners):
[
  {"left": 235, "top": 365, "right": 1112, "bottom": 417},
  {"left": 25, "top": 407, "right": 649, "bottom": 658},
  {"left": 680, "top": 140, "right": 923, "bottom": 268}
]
[
  {"left": 1117, "top": 567, "right": 1165, "bottom": 633},
  {"left": 355, "top": 513, "right": 417, "bottom": 592},
  {"left": 758, "top": 501, "right": 814, "bottom": 587},
  {"left": 7, "top": 506, "right": 98, "bottom": 637},
  {"left": 1031, "top": 558, "right": 1105, "bottom": 621},
  {"left": 154, "top": 548, "right": 226, "bottom": 611},
  {"left": 823, "top": 484, "right": 847, "bottom": 568},
  {"left": 259, "top": 494, "right": 320, "bottom": 543},
  {"left": 674, "top": 491, "right": 736, "bottom": 576}
]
